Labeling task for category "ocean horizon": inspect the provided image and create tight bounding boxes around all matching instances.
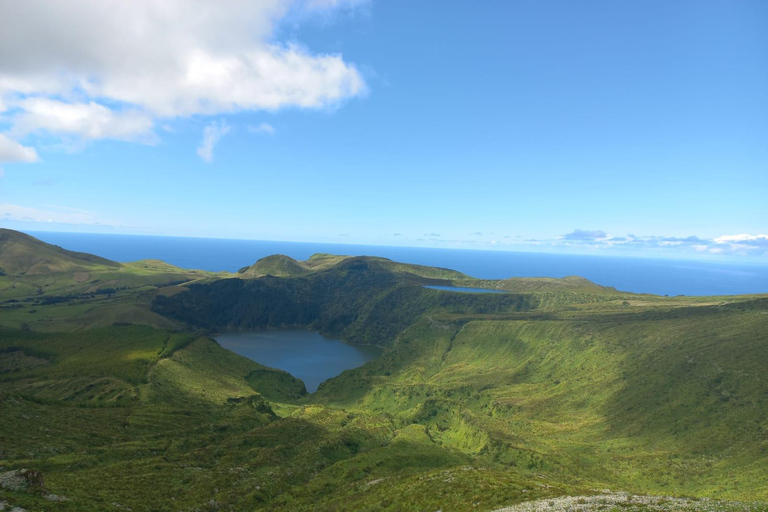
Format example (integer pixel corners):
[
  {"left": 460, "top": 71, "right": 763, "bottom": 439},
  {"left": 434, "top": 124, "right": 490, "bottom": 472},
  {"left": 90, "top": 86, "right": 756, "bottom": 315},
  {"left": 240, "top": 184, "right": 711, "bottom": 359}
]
[{"left": 28, "top": 230, "right": 768, "bottom": 297}]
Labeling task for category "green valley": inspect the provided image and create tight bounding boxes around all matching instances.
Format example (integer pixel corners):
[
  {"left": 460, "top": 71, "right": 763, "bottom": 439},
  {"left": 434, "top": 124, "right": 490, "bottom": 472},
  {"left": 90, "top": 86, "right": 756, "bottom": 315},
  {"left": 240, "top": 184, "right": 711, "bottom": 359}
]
[{"left": 1, "top": 229, "right": 766, "bottom": 511}]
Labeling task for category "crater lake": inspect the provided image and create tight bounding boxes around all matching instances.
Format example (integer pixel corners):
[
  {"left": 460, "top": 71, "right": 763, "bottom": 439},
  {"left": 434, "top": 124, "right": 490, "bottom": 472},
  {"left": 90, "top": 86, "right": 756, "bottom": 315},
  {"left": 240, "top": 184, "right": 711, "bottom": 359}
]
[{"left": 216, "top": 329, "right": 383, "bottom": 393}]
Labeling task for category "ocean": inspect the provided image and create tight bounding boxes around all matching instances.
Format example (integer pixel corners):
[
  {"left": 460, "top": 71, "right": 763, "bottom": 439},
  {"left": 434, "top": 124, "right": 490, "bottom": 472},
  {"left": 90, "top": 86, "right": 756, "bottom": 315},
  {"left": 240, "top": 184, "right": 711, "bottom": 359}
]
[{"left": 28, "top": 231, "right": 768, "bottom": 297}]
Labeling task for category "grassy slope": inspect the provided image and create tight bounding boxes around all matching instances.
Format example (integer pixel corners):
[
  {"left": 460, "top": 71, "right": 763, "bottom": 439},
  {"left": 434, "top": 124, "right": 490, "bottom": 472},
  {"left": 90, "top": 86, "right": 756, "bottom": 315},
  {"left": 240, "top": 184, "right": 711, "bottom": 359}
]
[
  {"left": 310, "top": 299, "right": 768, "bottom": 501},
  {"left": 0, "top": 229, "right": 120, "bottom": 276},
  {"left": 1, "top": 325, "right": 576, "bottom": 512},
  {"left": 454, "top": 275, "right": 617, "bottom": 293},
  {"left": 239, "top": 252, "right": 470, "bottom": 281},
  {"left": 0, "top": 325, "right": 314, "bottom": 510},
  {"left": 1, "top": 235, "right": 228, "bottom": 331}
]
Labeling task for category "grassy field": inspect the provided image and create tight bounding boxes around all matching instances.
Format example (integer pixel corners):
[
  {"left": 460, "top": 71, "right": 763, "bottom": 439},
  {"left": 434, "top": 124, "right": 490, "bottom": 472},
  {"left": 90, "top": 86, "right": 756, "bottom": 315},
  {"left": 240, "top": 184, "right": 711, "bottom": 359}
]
[
  {"left": 311, "top": 303, "right": 768, "bottom": 498},
  {"left": 1, "top": 230, "right": 766, "bottom": 511}
]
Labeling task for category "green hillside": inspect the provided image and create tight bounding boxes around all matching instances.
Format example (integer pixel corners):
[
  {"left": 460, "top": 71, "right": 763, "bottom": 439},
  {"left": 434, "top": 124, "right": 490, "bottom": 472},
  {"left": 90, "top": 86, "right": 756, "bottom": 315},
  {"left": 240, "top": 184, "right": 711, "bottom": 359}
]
[
  {"left": 1, "top": 230, "right": 766, "bottom": 511},
  {"left": 456, "top": 275, "right": 617, "bottom": 293},
  {"left": 239, "top": 254, "right": 311, "bottom": 277},
  {"left": 238, "top": 252, "right": 470, "bottom": 281},
  {"left": 0, "top": 231, "right": 227, "bottom": 330},
  {"left": 0, "top": 229, "right": 120, "bottom": 275},
  {"left": 311, "top": 305, "right": 768, "bottom": 498}
]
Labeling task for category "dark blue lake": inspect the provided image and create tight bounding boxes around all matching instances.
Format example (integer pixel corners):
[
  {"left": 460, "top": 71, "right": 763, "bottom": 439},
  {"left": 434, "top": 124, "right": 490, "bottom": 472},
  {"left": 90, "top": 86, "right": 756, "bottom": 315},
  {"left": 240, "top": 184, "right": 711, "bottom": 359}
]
[
  {"left": 215, "top": 330, "right": 382, "bottom": 393},
  {"left": 27, "top": 231, "right": 768, "bottom": 296}
]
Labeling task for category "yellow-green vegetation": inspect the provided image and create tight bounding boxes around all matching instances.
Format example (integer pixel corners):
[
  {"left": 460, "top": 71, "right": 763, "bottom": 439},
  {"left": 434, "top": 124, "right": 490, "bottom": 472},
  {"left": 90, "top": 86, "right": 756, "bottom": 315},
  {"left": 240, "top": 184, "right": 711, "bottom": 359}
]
[
  {"left": 1, "top": 230, "right": 767, "bottom": 511},
  {"left": 0, "top": 229, "right": 119, "bottom": 276},
  {"left": 454, "top": 275, "right": 616, "bottom": 293},
  {"left": 312, "top": 303, "right": 768, "bottom": 498}
]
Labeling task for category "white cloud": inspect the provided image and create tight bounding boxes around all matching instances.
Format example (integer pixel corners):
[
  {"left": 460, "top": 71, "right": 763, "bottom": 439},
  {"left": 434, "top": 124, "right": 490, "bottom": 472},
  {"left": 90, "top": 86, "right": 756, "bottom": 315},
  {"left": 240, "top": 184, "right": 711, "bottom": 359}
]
[
  {"left": 303, "top": 0, "right": 369, "bottom": 11},
  {"left": 490, "top": 230, "right": 768, "bottom": 258},
  {"left": 714, "top": 234, "right": 768, "bottom": 244},
  {"left": 197, "top": 121, "right": 231, "bottom": 163},
  {"left": 0, "top": 134, "right": 39, "bottom": 163},
  {"left": 0, "top": 1, "right": 367, "bottom": 146},
  {"left": 561, "top": 229, "right": 608, "bottom": 241},
  {"left": 249, "top": 122, "right": 275, "bottom": 135},
  {"left": 713, "top": 233, "right": 768, "bottom": 253},
  {"left": 12, "top": 99, "right": 154, "bottom": 142},
  {"left": 0, "top": 203, "right": 110, "bottom": 225}
]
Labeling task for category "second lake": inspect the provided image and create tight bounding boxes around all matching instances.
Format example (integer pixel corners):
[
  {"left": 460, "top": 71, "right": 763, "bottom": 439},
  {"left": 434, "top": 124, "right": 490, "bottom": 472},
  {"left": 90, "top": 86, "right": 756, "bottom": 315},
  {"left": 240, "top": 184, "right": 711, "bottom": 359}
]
[{"left": 216, "top": 329, "right": 383, "bottom": 393}]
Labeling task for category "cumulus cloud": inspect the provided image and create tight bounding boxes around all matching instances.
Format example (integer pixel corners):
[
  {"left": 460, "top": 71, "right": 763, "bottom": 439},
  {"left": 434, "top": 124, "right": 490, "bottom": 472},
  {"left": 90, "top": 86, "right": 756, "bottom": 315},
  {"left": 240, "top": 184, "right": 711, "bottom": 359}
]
[
  {"left": 714, "top": 234, "right": 768, "bottom": 252},
  {"left": 714, "top": 233, "right": 768, "bottom": 245},
  {"left": 197, "top": 121, "right": 231, "bottom": 163},
  {"left": 481, "top": 229, "right": 763, "bottom": 258},
  {"left": 0, "top": 134, "right": 39, "bottom": 163},
  {"left": 12, "top": 99, "right": 154, "bottom": 142},
  {"left": 248, "top": 123, "right": 276, "bottom": 135},
  {"left": 0, "top": 1, "right": 367, "bottom": 149},
  {"left": 562, "top": 229, "right": 608, "bottom": 240}
]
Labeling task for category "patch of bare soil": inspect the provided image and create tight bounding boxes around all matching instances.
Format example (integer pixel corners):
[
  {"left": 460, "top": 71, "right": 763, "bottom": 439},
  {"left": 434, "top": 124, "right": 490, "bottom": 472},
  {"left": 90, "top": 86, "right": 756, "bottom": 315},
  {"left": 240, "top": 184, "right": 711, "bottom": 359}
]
[{"left": 72, "top": 271, "right": 90, "bottom": 282}]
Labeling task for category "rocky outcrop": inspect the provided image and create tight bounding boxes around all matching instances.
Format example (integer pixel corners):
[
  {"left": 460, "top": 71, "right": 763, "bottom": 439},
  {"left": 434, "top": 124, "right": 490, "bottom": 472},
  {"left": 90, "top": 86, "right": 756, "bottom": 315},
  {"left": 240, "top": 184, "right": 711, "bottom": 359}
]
[
  {"left": 493, "top": 493, "right": 756, "bottom": 512},
  {"left": 0, "top": 469, "right": 44, "bottom": 492}
]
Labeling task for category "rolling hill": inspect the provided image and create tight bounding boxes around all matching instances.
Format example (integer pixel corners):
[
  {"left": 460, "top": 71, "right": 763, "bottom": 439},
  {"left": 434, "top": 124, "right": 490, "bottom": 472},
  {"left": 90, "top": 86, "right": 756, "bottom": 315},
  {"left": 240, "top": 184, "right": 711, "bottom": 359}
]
[
  {"left": 238, "top": 252, "right": 470, "bottom": 281},
  {"left": 0, "top": 228, "right": 120, "bottom": 275}
]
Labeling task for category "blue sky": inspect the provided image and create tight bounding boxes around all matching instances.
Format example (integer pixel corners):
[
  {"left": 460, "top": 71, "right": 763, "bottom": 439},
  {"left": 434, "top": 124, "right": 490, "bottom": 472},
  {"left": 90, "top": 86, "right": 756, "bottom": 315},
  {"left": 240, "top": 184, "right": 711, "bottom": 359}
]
[{"left": 1, "top": 0, "right": 766, "bottom": 260}]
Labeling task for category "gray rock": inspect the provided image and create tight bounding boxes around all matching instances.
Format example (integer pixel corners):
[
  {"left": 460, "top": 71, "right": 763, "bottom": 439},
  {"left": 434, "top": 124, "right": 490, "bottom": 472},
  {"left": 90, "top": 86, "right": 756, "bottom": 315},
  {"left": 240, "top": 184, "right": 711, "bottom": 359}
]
[
  {"left": 0, "top": 469, "right": 44, "bottom": 492},
  {"left": 0, "top": 500, "right": 28, "bottom": 512}
]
